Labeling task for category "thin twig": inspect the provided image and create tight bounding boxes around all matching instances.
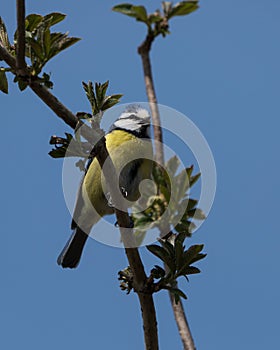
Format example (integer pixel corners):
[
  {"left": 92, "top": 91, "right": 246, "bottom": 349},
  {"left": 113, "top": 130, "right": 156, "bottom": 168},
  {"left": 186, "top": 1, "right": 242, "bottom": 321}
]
[
  {"left": 0, "top": 25, "right": 159, "bottom": 350},
  {"left": 16, "top": 0, "right": 26, "bottom": 73},
  {"left": 138, "top": 36, "right": 164, "bottom": 166},
  {"left": 138, "top": 31, "right": 196, "bottom": 350},
  {"left": 29, "top": 82, "right": 79, "bottom": 129},
  {"left": 0, "top": 44, "right": 78, "bottom": 129},
  {"left": 0, "top": 43, "right": 17, "bottom": 68},
  {"left": 169, "top": 284, "right": 196, "bottom": 350}
]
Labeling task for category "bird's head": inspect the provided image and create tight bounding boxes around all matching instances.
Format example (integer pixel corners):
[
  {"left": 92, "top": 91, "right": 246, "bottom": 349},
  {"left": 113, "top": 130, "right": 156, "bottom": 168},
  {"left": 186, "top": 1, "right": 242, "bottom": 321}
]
[{"left": 111, "top": 105, "right": 151, "bottom": 138}]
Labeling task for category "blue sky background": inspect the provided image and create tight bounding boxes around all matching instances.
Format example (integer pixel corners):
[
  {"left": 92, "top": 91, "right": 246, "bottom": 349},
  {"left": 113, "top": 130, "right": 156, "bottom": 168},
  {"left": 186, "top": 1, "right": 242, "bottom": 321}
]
[{"left": 1, "top": 1, "right": 279, "bottom": 349}]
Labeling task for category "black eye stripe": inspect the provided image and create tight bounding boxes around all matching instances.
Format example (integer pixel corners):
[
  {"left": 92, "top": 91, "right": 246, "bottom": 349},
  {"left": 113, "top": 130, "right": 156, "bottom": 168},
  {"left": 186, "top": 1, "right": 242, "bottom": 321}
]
[
  {"left": 118, "top": 114, "right": 149, "bottom": 123},
  {"left": 110, "top": 124, "right": 150, "bottom": 138}
]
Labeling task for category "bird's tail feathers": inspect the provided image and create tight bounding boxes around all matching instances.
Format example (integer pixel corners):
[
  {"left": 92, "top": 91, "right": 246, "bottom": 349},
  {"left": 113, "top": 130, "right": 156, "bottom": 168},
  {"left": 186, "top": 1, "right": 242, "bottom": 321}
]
[{"left": 57, "top": 227, "right": 88, "bottom": 269}]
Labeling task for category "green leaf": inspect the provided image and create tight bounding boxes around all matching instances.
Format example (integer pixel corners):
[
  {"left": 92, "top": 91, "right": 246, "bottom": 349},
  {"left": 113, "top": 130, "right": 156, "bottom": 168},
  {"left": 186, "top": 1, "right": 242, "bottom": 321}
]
[
  {"left": 83, "top": 81, "right": 97, "bottom": 112},
  {"left": 186, "top": 198, "right": 198, "bottom": 210},
  {"left": 40, "top": 72, "right": 53, "bottom": 89},
  {"left": 49, "top": 36, "right": 80, "bottom": 60},
  {"left": 43, "top": 28, "right": 51, "bottom": 57},
  {"left": 187, "top": 208, "right": 206, "bottom": 220},
  {"left": 147, "top": 244, "right": 176, "bottom": 273},
  {"left": 189, "top": 253, "right": 207, "bottom": 265},
  {"left": 48, "top": 133, "right": 88, "bottom": 159},
  {"left": 27, "top": 37, "right": 44, "bottom": 61},
  {"left": 112, "top": 4, "right": 136, "bottom": 17},
  {"left": 186, "top": 165, "right": 194, "bottom": 178},
  {"left": 174, "top": 169, "right": 190, "bottom": 200},
  {"left": 0, "top": 70, "right": 8, "bottom": 94},
  {"left": 132, "top": 6, "right": 148, "bottom": 22},
  {"left": 183, "top": 244, "right": 204, "bottom": 265},
  {"left": 173, "top": 287, "right": 187, "bottom": 300},
  {"left": 160, "top": 239, "right": 175, "bottom": 258},
  {"left": 180, "top": 266, "right": 201, "bottom": 276},
  {"left": 151, "top": 265, "right": 166, "bottom": 279},
  {"left": 82, "top": 81, "right": 122, "bottom": 115},
  {"left": 164, "top": 286, "right": 187, "bottom": 303},
  {"left": 18, "top": 79, "right": 28, "bottom": 91},
  {"left": 25, "top": 14, "right": 43, "bottom": 32},
  {"left": 174, "top": 222, "right": 190, "bottom": 236},
  {"left": 48, "top": 148, "right": 67, "bottom": 158},
  {"left": 175, "top": 198, "right": 190, "bottom": 218},
  {"left": 109, "top": 93, "right": 123, "bottom": 100},
  {"left": 148, "top": 14, "right": 162, "bottom": 24},
  {"left": 101, "top": 95, "right": 123, "bottom": 111},
  {"left": 57, "top": 36, "right": 80, "bottom": 53},
  {"left": 0, "top": 17, "right": 10, "bottom": 50},
  {"left": 190, "top": 172, "right": 201, "bottom": 187},
  {"left": 76, "top": 112, "right": 92, "bottom": 120},
  {"left": 147, "top": 244, "right": 170, "bottom": 262},
  {"left": 175, "top": 234, "right": 185, "bottom": 269},
  {"left": 23, "top": 13, "right": 80, "bottom": 71},
  {"left": 159, "top": 184, "right": 171, "bottom": 202},
  {"left": 168, "top": 1, "right": 199, "bottom": 19},
  {"left": 100, "top": 81, "right": 109, "bottom": 101},
  {"left": 50, "top": 32, "right": 65, "bottom": 46},
  {"left": 43, "top": 13, "right": 66, "bottom": 27},
  {"left": 175, "top": 231, "right": 186, "bottom": 245},
  {"left": 152, "top": 166, "right": 165, "bottom": 188},
  {"left": 133, "top": 215, "right": 153, "bottom": 228},
  {"left": 162, "top": 2, "right": 173, "bottom": 17},
  {"left": 166, "top": 155, "right": 180, "bottom": 177},
  {"left": 113, "top": 4, "right": 148, "bottom": 23},
  {"left": 95, "top": 82, "right": 103, "bottom": 106}
]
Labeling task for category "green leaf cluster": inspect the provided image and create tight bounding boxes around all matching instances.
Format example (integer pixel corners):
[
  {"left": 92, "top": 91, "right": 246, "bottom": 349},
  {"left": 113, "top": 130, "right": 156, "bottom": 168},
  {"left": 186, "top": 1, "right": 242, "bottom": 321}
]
[
  {"left": 162, "top": 1, "right": 199, "bottom": 19},
  {"left": 48, "top": 133, "right": 90, "bottom": 163},
  {"left": 132, "top": 156, "right": 205, "bottom": 243},
  {"left": 82, "top": 81, "right": 123, "bottom": 120},
  {"left": 147, "top": 238, "right": 206, "bottom": 302},
  {"left": 0, "top": 17, "right": 10, "bottom": 51},
  {"left": 113, "top": 1, "right": 199, "bottom": 37},
  {"left": 0, "top": 17, "right": 11, "bottom": 93},
  {"left": 49, "top": 81, "right": 122, "bottom": 167},
  {"left": 0, "top": 13, "right": 80, "bottom": 93},
  {"left": 118, "top": 267, "right": 133, "bottom": 294},
  {"left": 22, "top": 13, "right": 80, "bottom": 76},
  {"left": 0, "top": 68, "right": 8, "bottom": 94}
]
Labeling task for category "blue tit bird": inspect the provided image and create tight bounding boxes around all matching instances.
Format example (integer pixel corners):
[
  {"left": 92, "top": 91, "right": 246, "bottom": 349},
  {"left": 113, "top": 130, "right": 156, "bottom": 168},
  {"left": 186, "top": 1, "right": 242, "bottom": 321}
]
[{"left": 57, "top": 106, "right": 153, "bottom": 268}]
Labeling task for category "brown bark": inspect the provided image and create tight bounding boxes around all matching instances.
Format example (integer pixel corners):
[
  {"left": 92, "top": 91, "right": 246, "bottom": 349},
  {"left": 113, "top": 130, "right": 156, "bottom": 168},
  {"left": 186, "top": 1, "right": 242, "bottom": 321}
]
[{"left": 138, "top": 31, "right": 196, "bottom": 350}]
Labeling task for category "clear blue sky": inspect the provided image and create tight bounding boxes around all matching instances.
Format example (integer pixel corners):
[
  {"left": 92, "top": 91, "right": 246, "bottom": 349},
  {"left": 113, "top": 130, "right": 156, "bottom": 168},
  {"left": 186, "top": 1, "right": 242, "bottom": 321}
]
[{"left": 1, "top": 1, "right": 279, "bottom": 349}]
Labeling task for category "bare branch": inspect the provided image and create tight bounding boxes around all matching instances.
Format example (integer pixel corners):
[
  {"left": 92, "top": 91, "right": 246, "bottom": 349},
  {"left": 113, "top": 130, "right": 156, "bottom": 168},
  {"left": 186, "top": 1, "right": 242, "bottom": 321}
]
[
  {"left": 0, "top": 43, "right": 17, "bottom": 69},
  {"left": 139, "top": 293, "right": 159, "bottom": 350},
  {"left": 169, "top": 287, "right": 196, "bottom": 350},
  {"left": 16, "top": 0, "right": 26, "bottom": 73},
  {"left": 138, "top": 36, "right": 164, "bottom": 166},
  {"left": 0, "top": 44, "right": 79, "bottom": 129},
  {"left": 29, "top": 82, "right": 79, "bottom": 129},
  {"left": 138, "top": 29, "right": 196, "bottom": 350}
]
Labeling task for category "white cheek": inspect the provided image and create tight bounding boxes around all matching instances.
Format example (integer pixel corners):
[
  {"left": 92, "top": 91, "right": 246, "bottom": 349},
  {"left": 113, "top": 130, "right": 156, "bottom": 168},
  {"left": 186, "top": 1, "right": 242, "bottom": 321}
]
[{"left": 114, "top": 119, "right": 139, "bottom": 131}]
